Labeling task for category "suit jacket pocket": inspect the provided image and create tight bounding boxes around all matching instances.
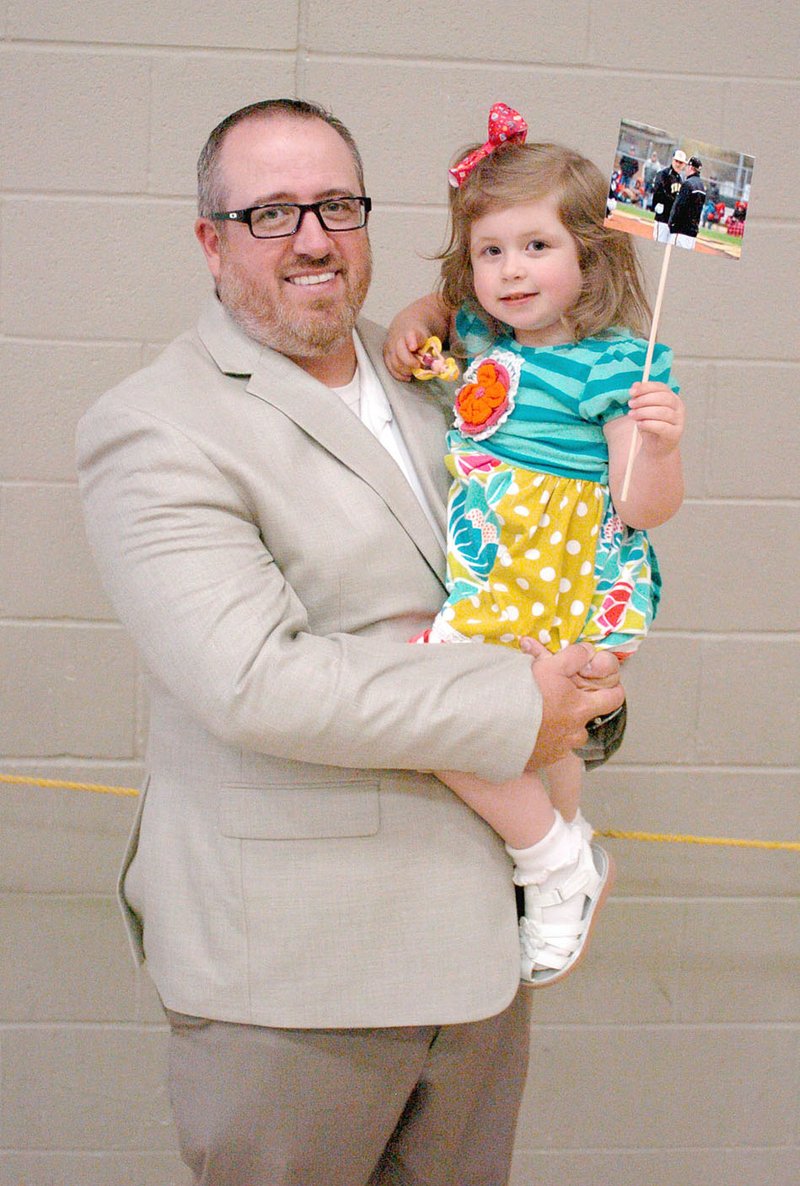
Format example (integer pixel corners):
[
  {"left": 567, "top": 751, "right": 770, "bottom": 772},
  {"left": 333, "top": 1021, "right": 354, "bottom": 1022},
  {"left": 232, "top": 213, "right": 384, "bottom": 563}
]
[{"left": 218, "top": 780, "right": 380, "bottom": 840}]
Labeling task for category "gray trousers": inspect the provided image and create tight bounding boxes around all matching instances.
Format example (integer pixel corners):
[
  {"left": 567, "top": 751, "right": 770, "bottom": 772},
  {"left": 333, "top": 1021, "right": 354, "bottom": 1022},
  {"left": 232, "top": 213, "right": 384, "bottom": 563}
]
[{"left": 166, "top": 990, "right": 532, "bottom": 1186}]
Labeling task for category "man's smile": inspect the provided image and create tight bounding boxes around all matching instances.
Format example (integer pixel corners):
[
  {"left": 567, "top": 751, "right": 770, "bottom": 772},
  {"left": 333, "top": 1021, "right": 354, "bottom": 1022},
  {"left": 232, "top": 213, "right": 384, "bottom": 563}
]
[{"left": 286, "top": 271, "right": 338, "bottom": 287}]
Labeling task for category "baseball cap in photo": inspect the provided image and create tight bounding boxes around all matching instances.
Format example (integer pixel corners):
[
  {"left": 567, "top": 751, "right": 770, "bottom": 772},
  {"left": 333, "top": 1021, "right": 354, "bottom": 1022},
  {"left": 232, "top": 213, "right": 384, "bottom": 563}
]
[
  {"left": 688, "top": 156, "right": 702, "bottom": 168},
  {"left": 672, "top": 150, "right": 688, "bottom": 163}
]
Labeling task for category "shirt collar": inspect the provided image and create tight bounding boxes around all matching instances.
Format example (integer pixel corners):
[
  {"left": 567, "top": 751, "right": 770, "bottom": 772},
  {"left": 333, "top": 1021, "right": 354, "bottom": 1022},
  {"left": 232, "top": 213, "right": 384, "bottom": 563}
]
[{"left": 353, "top": 331, "right": 393, "bottom": 432}]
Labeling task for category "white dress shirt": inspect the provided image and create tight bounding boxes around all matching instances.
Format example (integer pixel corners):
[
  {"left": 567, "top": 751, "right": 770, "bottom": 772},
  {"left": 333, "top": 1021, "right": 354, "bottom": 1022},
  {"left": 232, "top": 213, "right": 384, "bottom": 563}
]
[{"left": 330, "top": 333, "right": 446, "bottom": 553}]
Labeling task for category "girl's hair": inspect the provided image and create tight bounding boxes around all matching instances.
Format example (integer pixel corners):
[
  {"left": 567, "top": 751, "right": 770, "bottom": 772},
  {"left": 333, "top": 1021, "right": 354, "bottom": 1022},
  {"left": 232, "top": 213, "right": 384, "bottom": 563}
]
[{"left": 438, "top": 140, "right": 652, "bottom": 342}]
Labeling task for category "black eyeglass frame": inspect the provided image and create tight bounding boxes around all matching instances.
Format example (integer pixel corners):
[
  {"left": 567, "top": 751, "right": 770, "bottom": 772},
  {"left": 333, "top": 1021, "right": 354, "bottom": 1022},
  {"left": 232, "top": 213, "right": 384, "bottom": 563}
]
[{"left": 209, "top": 197, "right": 372, "bottom": 239}]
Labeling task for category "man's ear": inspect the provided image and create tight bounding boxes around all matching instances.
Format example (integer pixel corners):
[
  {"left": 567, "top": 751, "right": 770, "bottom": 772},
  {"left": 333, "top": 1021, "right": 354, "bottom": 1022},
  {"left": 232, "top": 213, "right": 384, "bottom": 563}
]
[{"left": 195, "top": 218, "right": 222, "bottom": 281}]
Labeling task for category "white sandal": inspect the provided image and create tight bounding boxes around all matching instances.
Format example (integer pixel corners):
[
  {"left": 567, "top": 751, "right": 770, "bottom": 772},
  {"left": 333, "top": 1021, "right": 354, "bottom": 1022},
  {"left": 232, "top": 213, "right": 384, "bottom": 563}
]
[{"left": 519, "top": 841, "right": 615, "bottom": 987}]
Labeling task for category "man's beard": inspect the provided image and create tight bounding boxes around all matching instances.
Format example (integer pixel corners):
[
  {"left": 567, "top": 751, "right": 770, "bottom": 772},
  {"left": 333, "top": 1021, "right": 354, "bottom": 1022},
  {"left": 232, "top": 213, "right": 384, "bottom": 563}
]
[{"left": 217, "top": 246, "right": 372, "bottom": 359}]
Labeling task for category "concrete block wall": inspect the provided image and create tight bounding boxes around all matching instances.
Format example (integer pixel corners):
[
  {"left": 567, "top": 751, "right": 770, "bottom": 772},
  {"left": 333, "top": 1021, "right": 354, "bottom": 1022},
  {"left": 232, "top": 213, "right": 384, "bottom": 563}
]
[{"left": 1, "top": 3, "right": 797, "bottom": 1183}]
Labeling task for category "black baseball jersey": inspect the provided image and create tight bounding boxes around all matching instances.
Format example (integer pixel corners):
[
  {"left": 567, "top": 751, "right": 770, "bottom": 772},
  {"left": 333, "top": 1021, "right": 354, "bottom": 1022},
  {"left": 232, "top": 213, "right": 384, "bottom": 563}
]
[
  {"left": 669, "top": 172, "right": 707, "bottom": 237},
  {"left": 651, "top": 166, "right": 683, "bottom": 223}
]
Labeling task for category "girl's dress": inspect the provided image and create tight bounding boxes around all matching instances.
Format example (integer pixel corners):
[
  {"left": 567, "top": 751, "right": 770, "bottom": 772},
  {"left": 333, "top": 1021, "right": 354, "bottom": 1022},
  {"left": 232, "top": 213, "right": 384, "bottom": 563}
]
[{"left": 423, "top": 306, "right": 677, "bottom": 657}]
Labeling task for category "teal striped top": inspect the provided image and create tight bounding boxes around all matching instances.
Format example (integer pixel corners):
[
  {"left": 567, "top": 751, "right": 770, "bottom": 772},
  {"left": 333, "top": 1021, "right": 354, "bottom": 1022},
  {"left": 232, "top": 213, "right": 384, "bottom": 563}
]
[{"left": 452, "top": 306, "right": 676, "bottom": 484}]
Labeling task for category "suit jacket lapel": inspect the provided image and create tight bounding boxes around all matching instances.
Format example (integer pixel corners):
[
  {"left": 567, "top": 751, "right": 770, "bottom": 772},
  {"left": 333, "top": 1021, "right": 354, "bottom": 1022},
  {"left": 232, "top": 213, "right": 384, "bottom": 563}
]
[
  {"left": 357, "top": 318, "right": 451, "bottom": 546},
  {"left": 197, "top": 295, "right": 263, "bottom": 375},
  {"left": 197, "top": 299, "right": 448, "bottom": 582}
]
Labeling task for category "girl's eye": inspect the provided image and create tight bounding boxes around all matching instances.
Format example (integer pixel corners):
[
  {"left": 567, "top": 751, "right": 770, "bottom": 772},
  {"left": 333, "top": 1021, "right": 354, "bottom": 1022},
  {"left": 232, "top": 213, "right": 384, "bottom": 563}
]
[
  {"left": 527, "top": 239, "right": 547, "bottom": 252},
  {"left": 483, "top": 245, "right": 502, "bottom": 257}
]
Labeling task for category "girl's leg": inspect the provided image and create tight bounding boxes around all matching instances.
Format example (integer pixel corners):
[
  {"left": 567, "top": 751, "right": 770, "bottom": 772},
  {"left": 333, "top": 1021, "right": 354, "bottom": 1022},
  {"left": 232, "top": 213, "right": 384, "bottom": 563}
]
[
  {"left": 436, "top": 768, "right": 555, "bottom": 850},
  {"left": 543, "top": 750, "right": 593, "bottom": 839},
  {"left": 542, "top": 750, "right": 583, "bottom": 824},
  {"left": 436, "top": 766, "right": 613, "bottom": 987},
  {"left": 438, "top": 753, "right": 589, "bottom": 850}
]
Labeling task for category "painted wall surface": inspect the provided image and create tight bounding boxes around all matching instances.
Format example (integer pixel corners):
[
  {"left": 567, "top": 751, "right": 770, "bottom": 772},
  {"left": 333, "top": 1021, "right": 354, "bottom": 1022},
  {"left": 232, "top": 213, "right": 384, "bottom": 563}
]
[{"left": 1, "top": 3, "right": 798, "bottom": 1183}]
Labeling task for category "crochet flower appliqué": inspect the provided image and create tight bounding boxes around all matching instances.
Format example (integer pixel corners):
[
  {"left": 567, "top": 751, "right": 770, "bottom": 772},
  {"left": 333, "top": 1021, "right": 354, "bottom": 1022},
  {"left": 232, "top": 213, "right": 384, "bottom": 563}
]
[{"left": 453, "top": 349, "right": 520, "bottom": 440}]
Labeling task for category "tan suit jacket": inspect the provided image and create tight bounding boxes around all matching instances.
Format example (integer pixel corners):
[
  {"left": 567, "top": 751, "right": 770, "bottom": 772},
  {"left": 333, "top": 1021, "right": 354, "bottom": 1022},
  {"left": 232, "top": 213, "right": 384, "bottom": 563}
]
[{"left": 76, "top": 297, "right": 541, "bottom": 1028}]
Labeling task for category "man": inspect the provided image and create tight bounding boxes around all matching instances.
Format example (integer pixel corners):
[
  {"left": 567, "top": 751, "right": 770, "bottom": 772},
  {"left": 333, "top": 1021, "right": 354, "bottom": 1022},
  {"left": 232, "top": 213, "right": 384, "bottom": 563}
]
[
  {"left": 618, "top": 151, "right": 638, "bottom": 186},
  {"left": 668, "top": 156, "right": 707, "bottom": 250},
  {"left": 651, "top": 148, "right": 686, "bottom": 243},
  {"left": 77, "top": 100, "right": 624, "bottom": 1186},
  {"left": 643, "top": 150, "right": 662, "bottom": 200}
]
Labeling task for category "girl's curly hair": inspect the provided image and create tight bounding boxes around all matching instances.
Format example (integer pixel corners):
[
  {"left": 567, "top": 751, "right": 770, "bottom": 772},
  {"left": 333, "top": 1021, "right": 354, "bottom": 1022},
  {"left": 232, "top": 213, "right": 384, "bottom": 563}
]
[{"left": 438, "top": 140, "right": 652, "bottom": 344}]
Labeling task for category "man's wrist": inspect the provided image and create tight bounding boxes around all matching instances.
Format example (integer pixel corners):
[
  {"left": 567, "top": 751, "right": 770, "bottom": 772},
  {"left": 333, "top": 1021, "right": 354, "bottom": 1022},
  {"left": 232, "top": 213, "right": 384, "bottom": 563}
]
[{"left": 577, "top": 700, "right": 627, "bottom": 770}]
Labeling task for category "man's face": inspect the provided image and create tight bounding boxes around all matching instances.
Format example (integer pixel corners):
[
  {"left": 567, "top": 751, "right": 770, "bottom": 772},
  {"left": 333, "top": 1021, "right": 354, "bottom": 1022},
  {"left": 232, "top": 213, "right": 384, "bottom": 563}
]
[
  {"left": 196, "top": 116, "right": 372, "bottom": 362},
  {"left": 672, "top": 157, "right": 685, "bottom": 173}
]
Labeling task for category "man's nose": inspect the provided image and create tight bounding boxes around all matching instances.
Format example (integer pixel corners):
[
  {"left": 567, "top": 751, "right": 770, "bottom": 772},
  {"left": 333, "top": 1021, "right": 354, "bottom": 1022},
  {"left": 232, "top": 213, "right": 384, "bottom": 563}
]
[{"left": 291, "top": 207, "right": 335, "bottom": 255}]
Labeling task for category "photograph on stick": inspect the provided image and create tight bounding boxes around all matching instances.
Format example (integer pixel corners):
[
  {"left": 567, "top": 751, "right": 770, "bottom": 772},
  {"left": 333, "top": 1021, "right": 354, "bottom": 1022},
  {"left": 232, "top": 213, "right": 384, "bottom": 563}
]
[
  {"left": 602, "top": 117, "right": 754, "bottom": 499},
  {"left": 605, "top": 117, "right": 754, "bottom": 260}
]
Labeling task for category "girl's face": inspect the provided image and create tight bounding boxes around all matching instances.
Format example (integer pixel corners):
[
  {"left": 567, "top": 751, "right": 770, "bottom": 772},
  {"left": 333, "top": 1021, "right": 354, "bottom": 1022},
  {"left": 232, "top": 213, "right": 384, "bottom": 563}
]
[{"left": 469, "top": 194, "right": 583, "bottom": 347}]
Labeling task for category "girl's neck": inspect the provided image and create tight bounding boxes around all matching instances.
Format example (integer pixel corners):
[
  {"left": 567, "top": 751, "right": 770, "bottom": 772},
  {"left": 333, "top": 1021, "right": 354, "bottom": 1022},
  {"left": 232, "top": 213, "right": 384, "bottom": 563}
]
[{"left": 513, "top": 321, "right": 577, "bottom": 349}]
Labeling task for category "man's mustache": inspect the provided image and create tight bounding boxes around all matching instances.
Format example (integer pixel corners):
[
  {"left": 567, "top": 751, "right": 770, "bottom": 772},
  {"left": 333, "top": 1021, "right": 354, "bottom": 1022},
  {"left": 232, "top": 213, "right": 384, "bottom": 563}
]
[{"left": 280, "top": 253, "right": 344, "bottom": 275}]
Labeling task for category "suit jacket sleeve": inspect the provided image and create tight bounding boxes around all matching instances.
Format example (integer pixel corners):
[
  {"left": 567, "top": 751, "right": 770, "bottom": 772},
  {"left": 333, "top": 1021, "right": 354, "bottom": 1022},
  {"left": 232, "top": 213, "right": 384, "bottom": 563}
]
[{"left": 76, "top": 359, "right": 540, "bottom": 785}]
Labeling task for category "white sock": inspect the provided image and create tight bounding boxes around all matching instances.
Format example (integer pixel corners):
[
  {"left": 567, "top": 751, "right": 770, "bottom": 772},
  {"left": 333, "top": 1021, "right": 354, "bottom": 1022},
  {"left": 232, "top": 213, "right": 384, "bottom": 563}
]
[
  {"left": 505, "top": 812, "right": 581, "bottom": 888},
  {"left": 572, "top": 809, "right": 594, "bottom": 842}
]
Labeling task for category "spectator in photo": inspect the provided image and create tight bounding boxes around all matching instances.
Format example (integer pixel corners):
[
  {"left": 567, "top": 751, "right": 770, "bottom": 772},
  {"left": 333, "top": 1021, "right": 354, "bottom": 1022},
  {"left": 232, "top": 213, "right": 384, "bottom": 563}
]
[{"left": 643, "top": 150, "right": 662, "bottom": 201}]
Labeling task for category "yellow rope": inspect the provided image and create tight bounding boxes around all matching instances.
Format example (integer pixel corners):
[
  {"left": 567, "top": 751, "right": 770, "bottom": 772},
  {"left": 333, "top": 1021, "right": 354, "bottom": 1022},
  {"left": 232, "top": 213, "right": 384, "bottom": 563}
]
[
  {"left": 0, "top": 772, "right": 139, "bottom": 797},
  {"left": 2, "top": 772, "right": 800, "bottom": 851},
  {"left": 596, "top": 828, "right": 800, "bottom": 852}
]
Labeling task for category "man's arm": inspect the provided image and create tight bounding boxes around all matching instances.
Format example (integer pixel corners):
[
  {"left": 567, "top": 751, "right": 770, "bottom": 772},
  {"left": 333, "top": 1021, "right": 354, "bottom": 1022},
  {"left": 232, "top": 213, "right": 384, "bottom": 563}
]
[
  {"left": 651, "top": 171, "right": 666, "bottom": 212},
  {"left": 667, "top": 182, "right": 689, "bottom": 229},
  {"left": 77, "top": 395, "right": 549, "bottom": 783},
  {"left": 77, "top": 388, "right": 623, "bottom": 782}
]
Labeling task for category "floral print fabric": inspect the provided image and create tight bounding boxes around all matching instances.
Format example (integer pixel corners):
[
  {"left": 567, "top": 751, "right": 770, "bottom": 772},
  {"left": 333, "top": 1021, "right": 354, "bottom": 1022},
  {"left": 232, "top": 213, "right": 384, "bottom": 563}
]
[
  {"left": 416, "top": 321, "right": 671, "bottom": 656},
  {"left": 426, "top": 438, "right": 660, "bottom": 655}
]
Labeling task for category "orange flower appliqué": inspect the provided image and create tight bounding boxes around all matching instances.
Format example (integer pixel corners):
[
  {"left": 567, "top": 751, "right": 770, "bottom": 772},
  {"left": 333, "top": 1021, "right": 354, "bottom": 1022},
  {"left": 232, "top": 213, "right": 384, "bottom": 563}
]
[{"left": 454, "top": 359, "right": 512, "bottom": 438}]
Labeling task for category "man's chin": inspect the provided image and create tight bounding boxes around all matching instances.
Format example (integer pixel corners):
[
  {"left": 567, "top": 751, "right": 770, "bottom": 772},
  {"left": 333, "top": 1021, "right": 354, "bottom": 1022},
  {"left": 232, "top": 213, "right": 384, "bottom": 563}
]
[
  {"left": 217, "top": 246, "right": 371, "bottom": 359},
  {"left": 277, "top": 303, "right": 360, "bottom": 356},
  {"left": 218, "top": 261, "right": 371, "bottom": 359},
  {"left": 286, "top": 323, "right": 355, "bottom": 358},
  {"left": 280, "top": 281, "right": 369, "bottom": 351},
  {"left": 220, "top": 296, "right": 351, "bottom": 356}
]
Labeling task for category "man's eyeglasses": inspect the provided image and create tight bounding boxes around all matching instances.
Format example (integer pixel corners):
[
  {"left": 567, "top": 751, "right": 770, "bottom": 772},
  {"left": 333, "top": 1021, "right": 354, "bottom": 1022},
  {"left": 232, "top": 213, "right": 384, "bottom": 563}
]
[{"left": 210, "top": 197, "right": 372, "bottom": 240}]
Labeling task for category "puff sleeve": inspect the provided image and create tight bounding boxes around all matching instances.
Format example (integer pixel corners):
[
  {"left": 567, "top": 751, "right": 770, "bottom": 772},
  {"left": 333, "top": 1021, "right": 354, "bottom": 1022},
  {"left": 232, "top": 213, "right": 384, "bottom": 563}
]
[
  {"left": 454, "top": 304, "right": 496, "bottom": 360},
  {"left": 579, "top": 338, "right": 677, "bottom": 425}
]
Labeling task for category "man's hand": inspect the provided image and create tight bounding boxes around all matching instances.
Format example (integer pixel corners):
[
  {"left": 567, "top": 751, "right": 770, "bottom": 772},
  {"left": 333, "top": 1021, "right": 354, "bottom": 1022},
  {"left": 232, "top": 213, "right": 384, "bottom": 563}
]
[{"left": 521, "top": 639, "right": 625, "bottom": 769}]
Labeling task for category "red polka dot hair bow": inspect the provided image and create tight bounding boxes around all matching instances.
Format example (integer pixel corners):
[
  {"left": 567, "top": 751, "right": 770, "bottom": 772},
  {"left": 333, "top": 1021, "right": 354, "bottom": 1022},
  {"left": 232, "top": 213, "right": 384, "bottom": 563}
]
[{"left": 448, "top": 102, "right": 528, "bottom": 188}]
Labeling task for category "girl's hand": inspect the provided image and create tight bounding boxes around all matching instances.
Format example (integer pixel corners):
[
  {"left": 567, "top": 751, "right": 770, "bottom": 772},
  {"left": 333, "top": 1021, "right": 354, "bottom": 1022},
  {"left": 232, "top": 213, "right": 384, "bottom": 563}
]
[
  {"left": 627, "top": 382, "right": 685, "bottom": 457},
  {"left": 383, "top": 294, "right": 452, "bottom": 382},
  {"left": 384, "top": 324, "right": 430, "bottom": 382},
  {"left": 605, "top": 383, "right": 685, "bottom": 526}
]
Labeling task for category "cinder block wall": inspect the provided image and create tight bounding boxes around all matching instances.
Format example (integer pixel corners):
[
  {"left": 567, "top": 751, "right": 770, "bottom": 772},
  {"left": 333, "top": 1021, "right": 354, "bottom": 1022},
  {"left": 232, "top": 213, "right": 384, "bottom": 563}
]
[{"left": 1, "top": 4, "right": 798, "bottom": 1184}]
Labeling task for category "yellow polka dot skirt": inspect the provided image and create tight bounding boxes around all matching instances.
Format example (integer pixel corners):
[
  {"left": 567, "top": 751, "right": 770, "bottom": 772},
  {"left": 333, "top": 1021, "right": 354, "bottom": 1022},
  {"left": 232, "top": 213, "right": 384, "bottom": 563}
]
[{"left": 426, "top": 446, "right": 660, "bottom": 655}]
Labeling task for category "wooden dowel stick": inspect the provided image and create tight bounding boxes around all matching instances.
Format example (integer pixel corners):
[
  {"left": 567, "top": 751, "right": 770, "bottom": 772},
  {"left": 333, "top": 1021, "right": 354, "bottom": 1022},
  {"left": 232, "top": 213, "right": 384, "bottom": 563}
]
[{"left": 619, "top": 240, "right": 673, "bottom": 503}]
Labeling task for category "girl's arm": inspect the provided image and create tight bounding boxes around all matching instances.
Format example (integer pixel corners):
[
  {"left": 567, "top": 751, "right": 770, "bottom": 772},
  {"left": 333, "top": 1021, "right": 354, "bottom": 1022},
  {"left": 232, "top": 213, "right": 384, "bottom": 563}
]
[
  {"left": 383, "top": 293, "right": 454, "bottom": 381},
  {"left": 604, "top": 381, "right": 685, "bottom": 528}
]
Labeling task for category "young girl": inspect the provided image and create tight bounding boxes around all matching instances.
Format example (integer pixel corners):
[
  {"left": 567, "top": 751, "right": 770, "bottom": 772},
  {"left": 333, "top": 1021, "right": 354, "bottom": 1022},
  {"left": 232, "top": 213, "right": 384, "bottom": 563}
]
[{"left": 385, "top": 106, "right": 685, "bottom": 986}]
